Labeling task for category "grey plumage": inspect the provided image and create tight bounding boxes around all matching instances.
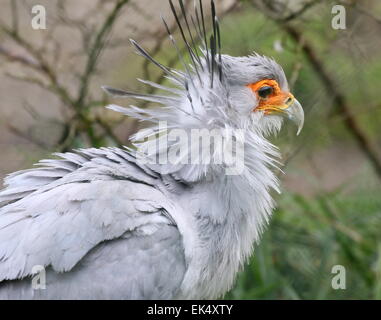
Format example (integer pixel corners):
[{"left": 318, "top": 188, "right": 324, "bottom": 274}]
[{"left": 0, "top": 0, "right": 304, "bottom": 299}]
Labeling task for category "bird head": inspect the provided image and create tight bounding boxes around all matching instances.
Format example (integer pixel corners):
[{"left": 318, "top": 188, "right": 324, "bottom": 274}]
[{"left": 219, "top": 54, "right": 304, "bottom": 136}]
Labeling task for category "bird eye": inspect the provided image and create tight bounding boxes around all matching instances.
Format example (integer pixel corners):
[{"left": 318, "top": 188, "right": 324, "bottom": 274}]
[{"left": 257, "top": 86, "right": 273, "bottom": 99}]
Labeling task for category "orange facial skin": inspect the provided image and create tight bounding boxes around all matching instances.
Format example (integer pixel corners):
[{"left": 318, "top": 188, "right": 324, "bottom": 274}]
[{"left": 247, "top": 79, "right": 293, "bottom": 115}]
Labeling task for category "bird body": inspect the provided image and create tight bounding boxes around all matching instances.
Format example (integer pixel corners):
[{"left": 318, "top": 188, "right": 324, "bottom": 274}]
[
  {"left": 0, "top": 0, "right": 304, "bottom": 299},
  {"left": 0, "top": 145, "right": 275, "bottom": 299}
]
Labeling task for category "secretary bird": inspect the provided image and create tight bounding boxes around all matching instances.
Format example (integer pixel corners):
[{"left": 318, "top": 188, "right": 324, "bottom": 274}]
[{"left": 0, "top": 0, "right": 304, "bottom": 299}]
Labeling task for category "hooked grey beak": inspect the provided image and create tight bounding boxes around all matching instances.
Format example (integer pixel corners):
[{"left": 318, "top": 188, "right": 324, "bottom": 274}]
[
  {"left": 284, "top": 98, "right": 304, "bottom": 135},
  {"left": 254, "top": 92, "right": 304, "bottom": 135}
]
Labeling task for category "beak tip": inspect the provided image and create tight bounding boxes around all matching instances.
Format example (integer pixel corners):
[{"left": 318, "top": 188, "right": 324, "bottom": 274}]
[{"left": 286, "top": 98, "right": 304, "bottom": 136}]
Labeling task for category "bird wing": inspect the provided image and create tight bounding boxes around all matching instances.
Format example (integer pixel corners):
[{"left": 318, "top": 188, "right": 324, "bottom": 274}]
[
  {"left": 0, "top": 224, "right": 186, "bottom": 299},
  {"left": 0, "top": 148, "right": 184, "bottom": 291}
]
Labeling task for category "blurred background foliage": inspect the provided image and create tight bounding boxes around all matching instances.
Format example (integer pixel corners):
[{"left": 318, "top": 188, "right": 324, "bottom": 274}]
[{"left": 0, "top": 0, "right": 380, "bottom": 299}]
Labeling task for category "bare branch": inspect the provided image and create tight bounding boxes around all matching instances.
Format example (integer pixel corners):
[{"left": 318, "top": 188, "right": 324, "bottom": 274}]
[
  {"left": 7, "top": 124, "right": 49, "bottom": 149},
  {"left": 76, "top": 0, "right": 130, "bottom": 108},
  {"left": 251, "top": 0, "right": 320, "bottom": 22},
  {"left": 285, "top": 24, "right": 381, "bottom": 179}
]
